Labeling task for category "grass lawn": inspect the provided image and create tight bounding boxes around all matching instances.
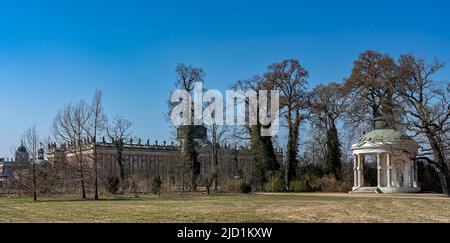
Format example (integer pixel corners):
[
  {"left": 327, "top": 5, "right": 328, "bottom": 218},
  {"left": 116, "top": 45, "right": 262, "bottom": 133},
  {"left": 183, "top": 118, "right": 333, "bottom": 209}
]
[{"left": 0, "top": 193, "right": 449, "bottom": 223}]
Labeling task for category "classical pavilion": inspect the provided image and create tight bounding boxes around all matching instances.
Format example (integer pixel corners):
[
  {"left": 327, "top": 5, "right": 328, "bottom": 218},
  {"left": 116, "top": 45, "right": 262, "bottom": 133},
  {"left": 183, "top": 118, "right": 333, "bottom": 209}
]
[{"left": 351, "top": 117, "right": 421, "bottom": 193}]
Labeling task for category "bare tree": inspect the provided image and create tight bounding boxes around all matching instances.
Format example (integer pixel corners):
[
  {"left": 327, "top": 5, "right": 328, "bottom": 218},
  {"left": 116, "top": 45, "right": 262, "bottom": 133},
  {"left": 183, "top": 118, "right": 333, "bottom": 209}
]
[
  {"left": 309, "top": 82, "right": 349, "bottom": 179},
  {"left": 208, "top": 123, "right": 231, "bottom": 192},
  {"left": 172, "top": 63, "right": 205, "bottom": 191},
  {"left": 22, "top": 125, "right": 40, "bottom": 201},
  {"left": 86, "top": 90, "right": 106, "bottom": 200},
  {"left": 107, "top": 115, "right": 132, "bottom": 182},
  {"left": 344, "top": 50, "right": 403, "bottom": 130},
  {"left": 264, "top": 59, "right": 309, "bottom": 187},
  {"left": 398, "top": 54, "right": 450, "bottom": 195},
  {"left": 175, "top": 63, "right": 205, "bottom": 92},
  {"left": 231, "top": 76, "right": 280, "bottom": 190},
  {"left": 52, "top": 101, "right": 92, "bottom": 199},
  {"left": 301, "top": 127, "right": 327, "bottom": 166}
]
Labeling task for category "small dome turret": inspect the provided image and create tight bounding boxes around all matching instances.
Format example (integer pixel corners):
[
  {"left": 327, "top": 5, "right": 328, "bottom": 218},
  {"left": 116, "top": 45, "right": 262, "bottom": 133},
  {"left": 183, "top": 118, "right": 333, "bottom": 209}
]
[
  {"left": 38, "top": 148, "right": 45, "bottom": 160},
  {"left": 17, "top": 141, "right": 27, "bottom": 153}
]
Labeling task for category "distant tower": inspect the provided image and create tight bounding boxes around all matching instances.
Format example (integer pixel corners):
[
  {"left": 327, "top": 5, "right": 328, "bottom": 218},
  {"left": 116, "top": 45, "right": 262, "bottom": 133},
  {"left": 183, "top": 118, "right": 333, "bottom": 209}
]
[
  {"left": 15, "top": 141, "right": 29, "bottom": 165},
  {"left": 38, "top": 148, "right": 45, "bottom": 160},
  {"left": 176, "top": 103, "right": 208, "bottom": 149},
  {"left": 35, "top": 146, "right": 49, "bottom": 166},
  {"left": 176, "top": 125, "right": 208, "bottom": 150}
]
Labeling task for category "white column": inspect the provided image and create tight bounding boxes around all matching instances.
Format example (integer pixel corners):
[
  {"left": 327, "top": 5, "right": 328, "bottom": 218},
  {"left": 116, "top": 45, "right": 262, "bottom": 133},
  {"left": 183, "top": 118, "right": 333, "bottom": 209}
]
[
  {"left": 358, "top": 154, "right": 364, "bottom": 187},
  {"left": 377, "top": 153, "right": 382, "bottom": 188},
  {"left": 353, "top": 155, "right": 358, "bottom": 188},
  {"left": 409, "top": 160, "right": 413, "bottom": 187},
  {"left": 387, "top": 153, "right": 392, "bottom": 187},
  {"left": 413, "top": 160, "right": 418, "bottom": 188}
]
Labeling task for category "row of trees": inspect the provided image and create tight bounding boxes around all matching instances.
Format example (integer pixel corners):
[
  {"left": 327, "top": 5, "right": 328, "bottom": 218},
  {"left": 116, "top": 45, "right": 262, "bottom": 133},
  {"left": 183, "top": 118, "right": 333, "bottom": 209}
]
[
  {"left": 10, "top": 50, "right": 449, "bottom": 199},
  {"left": 173, "top": 50, "right": 449, "bottom": 195},
  {"left": 51, "top": 90, "right": 109, "bottom": 200},
  {"left": 15, "top": 90, "right": 136, "bottom": 200}
]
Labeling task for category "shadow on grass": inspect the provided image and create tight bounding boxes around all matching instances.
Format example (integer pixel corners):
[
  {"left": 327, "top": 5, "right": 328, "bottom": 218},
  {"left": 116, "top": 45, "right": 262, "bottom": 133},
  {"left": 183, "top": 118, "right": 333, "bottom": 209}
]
[
  {"left": 2, "top": 193, "right": 251, "bottom": 204},
  {"left": 0, "top": 195, "right": 158, "bottom": 204}
]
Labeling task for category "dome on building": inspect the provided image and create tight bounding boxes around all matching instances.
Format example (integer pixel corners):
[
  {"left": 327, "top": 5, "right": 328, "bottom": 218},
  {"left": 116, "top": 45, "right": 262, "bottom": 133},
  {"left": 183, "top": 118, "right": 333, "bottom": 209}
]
[
  {"left": 358, "top": 129, "right": 415, "bottom": 143},
  {"left": 350, "top": 116, "right": 420, "bottom": 194},
  {"left": 17, "top": 144, "right": 27, "bottom": 153}
]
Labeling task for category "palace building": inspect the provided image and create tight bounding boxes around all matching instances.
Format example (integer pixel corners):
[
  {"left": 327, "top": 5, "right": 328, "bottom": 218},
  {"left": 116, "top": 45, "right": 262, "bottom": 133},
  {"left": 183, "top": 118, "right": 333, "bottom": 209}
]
[
  {"left": 46, "top": 135, "right": 283, "bottom": 190},
  {"left": 0, "top": 142, "right": 32, "bottom": 181}
]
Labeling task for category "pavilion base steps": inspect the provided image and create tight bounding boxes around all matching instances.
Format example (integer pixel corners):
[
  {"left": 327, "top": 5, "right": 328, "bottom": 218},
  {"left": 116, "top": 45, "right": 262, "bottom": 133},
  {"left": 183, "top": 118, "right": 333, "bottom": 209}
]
[{"left": 351, "top": 187, "right": 382, "bottom": 193}]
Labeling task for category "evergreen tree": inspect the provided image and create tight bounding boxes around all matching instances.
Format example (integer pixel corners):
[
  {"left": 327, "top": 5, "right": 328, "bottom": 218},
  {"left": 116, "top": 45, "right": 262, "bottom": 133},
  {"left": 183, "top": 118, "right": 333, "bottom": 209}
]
[
  {"left": 183, "top": 125, "right": 200, "bottom": 191},
  {"left": 171, "top": 63, "right": 205, "bottom": 192},
  {"left": 285, "top": 121, "right": 300, "bottom": 185},
  {"left": 251, "top": 124, "right": 279, "bottom": 191},
  {"left": 151, "top": 175, "right": 163, "bottom": 195},
  {"left": 310, "top": 83, "right": 348, "bottom": 181},
  {"left": 323, "top": 124, "right": 342, "bottom": 180}
]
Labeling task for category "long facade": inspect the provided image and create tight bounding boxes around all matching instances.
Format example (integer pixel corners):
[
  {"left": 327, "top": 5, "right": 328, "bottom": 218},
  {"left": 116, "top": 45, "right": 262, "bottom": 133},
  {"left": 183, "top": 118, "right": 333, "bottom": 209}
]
[{"left": 47, "top": 139, "right": 281, "bottom": 189}]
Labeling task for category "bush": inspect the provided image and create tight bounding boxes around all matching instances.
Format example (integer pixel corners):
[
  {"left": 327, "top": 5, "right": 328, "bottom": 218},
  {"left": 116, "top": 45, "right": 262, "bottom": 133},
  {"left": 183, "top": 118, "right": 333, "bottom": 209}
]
[
  {"left": 240, "top": 181, "right": 252, "bottom": 194},
  {"left": 264, "top": 178, "right": 284, "bottom": 192},
  {"left": 290, "top": 180, "right": 309, "bottom": 192},
  {"left": 224, "top": 179, "right": 240, "bottom": 193},
  {"left": 290, "top": 174, "right": 322, "bottom": 192},
  {"left": 151, "top": 175, "right": 162, "bottom": 195},
  {"left": 106, "top": 176, "right": 120, "bottom": 196},
  {"left": 306, "top": 174, "right": 322, "bottom": 191},
  {"left": 320, "top": 175, "right": 352, "bottom": 192},
  {"left": 418, "top": 162, "right": 442, "bottom": 193},
  {"left": 298, "top": 164, "right": 325, "bottom": 178}
]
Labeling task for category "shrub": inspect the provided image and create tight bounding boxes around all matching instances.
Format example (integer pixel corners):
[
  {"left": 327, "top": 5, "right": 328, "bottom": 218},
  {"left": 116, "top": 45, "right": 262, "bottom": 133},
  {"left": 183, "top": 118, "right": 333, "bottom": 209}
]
[
  {"left": 290, "top": 174, "right": 322, "bottom": 192},
  {"left": 418, "top": 162, "right": 442, "bottom": 193},
  {"left": 240, "top": 181, "right": 252, "bottom": 194},
  {"left": 306, "top": 174, "right": 322, "bottom": 191},
  {"left": 290, "top": 180, "right": 308, "bottom": 192},
  {"left": 298, "top": 164, "right": 325, "bottom": 178},
  {"left": 264, "top": 178, "right": 284, "bottom": 192},
  {"left": 106, "top": 176, "right": 120, "bottom": 196},
  {"left": 320, "top": 175, "right": 352, "bottom": 192},
  {"left": 223, "top": 179, "right": 240, "bottom": 193},
  {"left": 151, "top": 175, "right": 162, "bottom": 195}
]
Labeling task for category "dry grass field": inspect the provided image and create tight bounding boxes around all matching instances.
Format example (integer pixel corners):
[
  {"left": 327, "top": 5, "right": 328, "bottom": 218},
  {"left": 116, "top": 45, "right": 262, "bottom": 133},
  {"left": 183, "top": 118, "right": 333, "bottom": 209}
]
[{"left": 0, "top": 193, "right": 449, "bottom": 223}]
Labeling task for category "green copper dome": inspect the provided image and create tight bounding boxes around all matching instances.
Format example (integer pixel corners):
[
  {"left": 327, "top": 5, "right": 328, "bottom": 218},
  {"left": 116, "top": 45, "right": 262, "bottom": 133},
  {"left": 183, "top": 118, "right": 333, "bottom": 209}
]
[{"left": 359, "top": 129, "right": 413, "bottom": 143}]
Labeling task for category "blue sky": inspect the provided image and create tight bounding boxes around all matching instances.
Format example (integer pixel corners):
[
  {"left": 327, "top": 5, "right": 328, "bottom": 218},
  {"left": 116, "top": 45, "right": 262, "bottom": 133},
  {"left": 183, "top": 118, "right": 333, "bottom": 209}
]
[{"left": 1, "top": 0, "right": 450, "bottom": 157}]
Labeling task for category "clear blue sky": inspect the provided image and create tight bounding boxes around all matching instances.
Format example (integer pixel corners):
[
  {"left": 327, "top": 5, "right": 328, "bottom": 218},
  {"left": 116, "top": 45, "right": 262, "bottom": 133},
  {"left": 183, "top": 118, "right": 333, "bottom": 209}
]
[{"left": 1, "top": 0, "right": 450, "bottom": 157}]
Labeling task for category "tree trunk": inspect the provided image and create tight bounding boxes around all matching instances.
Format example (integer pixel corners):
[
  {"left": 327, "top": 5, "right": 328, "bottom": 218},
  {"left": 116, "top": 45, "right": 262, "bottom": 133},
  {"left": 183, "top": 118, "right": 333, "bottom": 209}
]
[
  {"left": 212, "top": 129, "right": 218, "bottom": 192},
  {"left": 214, "top": 140, "right": 219, "bottom": 192},
  {"left": 325, "top": 117, "right": 342, "bottom": 180},
  {"left": 116, "top": 140, "right": 125, "bottom": 181},
  {"left": 437, "top": 168, "right": 450, "bottom": 195},
  {"left": 94, "top": 137, "right": 99, "bottom": 200},
  {"left": 80, "top": 160, "right": 86, "bottom": 199},
  {"left": 426, "top": 133, "right": 450, "bottom": 195},
  {"left": 285, "top": 108, "right": 299, "bottom": 187},
  {"left": 32, "top": 162, "right": 37, "bottom": 201},
  {"left": 183, "top": 125, "right": 200, "bottom": 191},
  {"left": 94, "top": 154, "right": 99, "bottom": 200}
]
